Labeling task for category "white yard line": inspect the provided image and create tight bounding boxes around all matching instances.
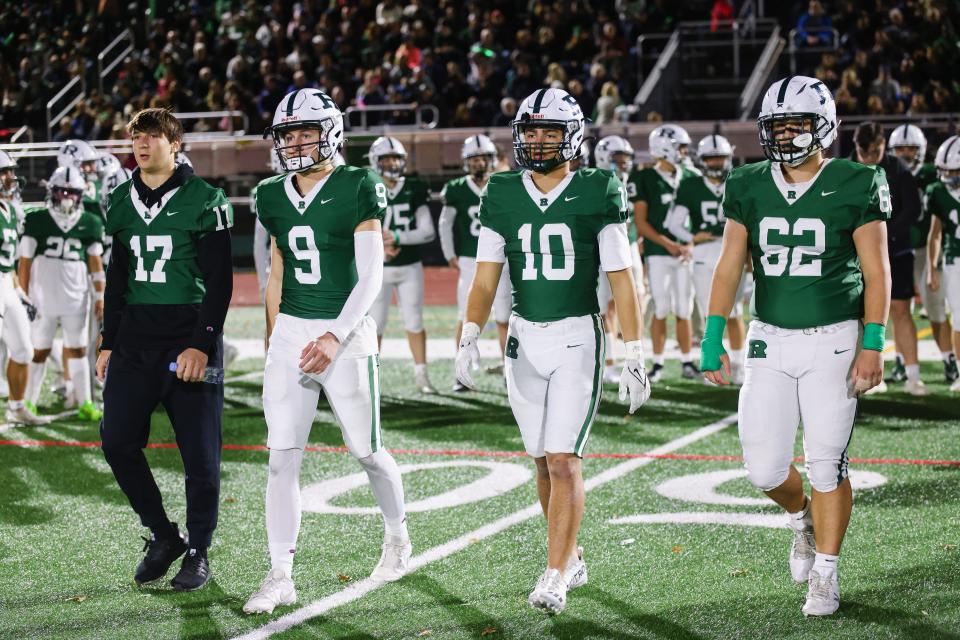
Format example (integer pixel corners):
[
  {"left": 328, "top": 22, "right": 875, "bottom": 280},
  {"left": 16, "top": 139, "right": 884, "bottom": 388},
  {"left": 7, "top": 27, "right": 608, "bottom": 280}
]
[{"left": 233, "top": 412, "right": 739, "bottom": 640}]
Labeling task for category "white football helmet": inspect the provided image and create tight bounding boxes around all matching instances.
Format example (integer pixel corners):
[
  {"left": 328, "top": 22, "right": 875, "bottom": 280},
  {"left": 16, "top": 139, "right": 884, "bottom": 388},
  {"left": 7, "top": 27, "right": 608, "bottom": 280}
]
[
  {"left": 96, "top": 153, "right": 122, "bottom": 180},
  {"left": 595, "top": 135, "right": 635, "bottom": 174},
  {"left": 0, "top": 150, "right": 22, "bottom": 198},
  {"left": 888, "top": 124, "right": 927, "bottom": 173},
  {"left": 369, "top": 136, "right": 407, "bottom": 179},
  {"left": 935, "top": 135, "right": 960, "bottom": 189},
  {"left": 100, "top": 165, "right": 133, "bottom": 212},
  {"left": 648, "top": 124, "right": 691, "bottom": 166},
  {"left": 266, "top": 89, "right": 345, "bottom": 172},
  {"left": 758, "top": 75, "right": 838, "bottom": 167},
  {"left": 696, "top": 134, "right": 735, "bottom": 180},
  {"left": 461, "top": 134, "right": 498, "bottom": 177},
  {"left": 57, "top": 139, "right": 99, "bottom": 175},
  {"left": 512, "top": 88, "right": 585, "bottom": 173},
  {"left": 46, "top": 166, "right": 87, "bottom": 221},
  {"left": 175, "top": 151, "right": 193, "bottom": 168}
]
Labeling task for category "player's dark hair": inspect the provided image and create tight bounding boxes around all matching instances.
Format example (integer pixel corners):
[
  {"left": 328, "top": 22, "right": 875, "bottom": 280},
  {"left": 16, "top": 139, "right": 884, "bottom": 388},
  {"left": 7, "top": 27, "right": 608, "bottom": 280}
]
[
  {"left": 853, "top": 121, "right": 884, "bottom": 149},
  {"left": 126, "top": 108, "right": 183, "bottom": 144}
]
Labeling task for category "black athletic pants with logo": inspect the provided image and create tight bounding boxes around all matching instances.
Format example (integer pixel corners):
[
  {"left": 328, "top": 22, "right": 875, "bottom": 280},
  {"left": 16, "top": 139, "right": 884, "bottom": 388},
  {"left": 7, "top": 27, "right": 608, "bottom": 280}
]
[{"left": 100, "top": 339, "right": 223, "bottom": 549}]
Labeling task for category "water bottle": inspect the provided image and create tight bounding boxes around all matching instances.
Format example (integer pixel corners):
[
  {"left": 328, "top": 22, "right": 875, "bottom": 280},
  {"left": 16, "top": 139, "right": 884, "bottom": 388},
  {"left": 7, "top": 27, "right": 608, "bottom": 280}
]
[{"left": 168, "top": 362, "right": 225, "bottom": 384}]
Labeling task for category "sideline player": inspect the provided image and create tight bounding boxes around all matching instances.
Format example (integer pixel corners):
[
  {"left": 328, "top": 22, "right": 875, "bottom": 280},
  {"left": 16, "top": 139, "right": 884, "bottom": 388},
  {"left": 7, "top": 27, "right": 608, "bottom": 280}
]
[
  {"left": 97, "top": 108, "right": 234, "bottom": 591},
  {"left": 368, "top": 136, "right": 438, "bottom": 393},
  {"left": 243, "top": 91, "right": 410, "bottom": 615},
  {"left": 439, "top": 134, "right": 511, "bottom": 391},
  {"left": 665, "top": 134, "right": 747, "bottom": 383},
  {"left": 456, "top": 88, "right": 650, "bottom": 615},
  {"left": 702, "top": 76, "right": 891, "bottom": 616}
]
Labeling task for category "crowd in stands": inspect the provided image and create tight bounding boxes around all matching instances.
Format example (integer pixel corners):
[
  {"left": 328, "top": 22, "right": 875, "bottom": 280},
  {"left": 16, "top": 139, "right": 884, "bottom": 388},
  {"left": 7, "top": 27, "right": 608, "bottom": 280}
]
[{"left": 0, "top": 1, "right": 957, "bottom": 142}]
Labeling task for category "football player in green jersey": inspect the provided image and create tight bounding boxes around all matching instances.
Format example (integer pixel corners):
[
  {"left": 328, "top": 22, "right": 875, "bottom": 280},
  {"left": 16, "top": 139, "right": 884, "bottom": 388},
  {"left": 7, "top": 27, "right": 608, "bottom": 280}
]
[
  {"left": 368, "top": 136, "right": 438, "bottom": 393},
  {"left": 439, "top": 134, "right": 511, "bottom": 391},
  {"left": 925, "top": 135, "right": 960, "bottom": 392},
  {"left": 456, "top": 88, "right": 650, "bottom": 616},
  {"left": 19, "top": 167, "right": 105, "bottom": 421},
  {"left": 629, "top": 124, "right": 700, "bottom": 381},
  {"left": 665, "top": 134, "right": 747, "bottom": 384},
  {"left": 244, "top": 91, "right": 410, "bottom": 615},
  {"left": 703, "top": 76, "right": 892, "bottom": 617},
  {"left": 890, "top": 124, "right": 958, "bottom": 382},
  {"left": 97, "top": 108, "right": 234, "bottom": 591}
]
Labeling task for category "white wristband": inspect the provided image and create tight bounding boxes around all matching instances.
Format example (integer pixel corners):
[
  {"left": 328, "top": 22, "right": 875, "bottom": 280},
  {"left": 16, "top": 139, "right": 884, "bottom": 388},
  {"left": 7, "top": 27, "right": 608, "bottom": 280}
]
[
  {"left": 623, "top": 340, "right": 645, "bottom": 362},
  {"left": 91, "top": 271, "right": 106, "bottom": 283},
  {"left": 461, "top": 322, "right": 481, "bottom": 343},
  {"left": 93, "top": 290, "right": 105, "bottom": 302}
]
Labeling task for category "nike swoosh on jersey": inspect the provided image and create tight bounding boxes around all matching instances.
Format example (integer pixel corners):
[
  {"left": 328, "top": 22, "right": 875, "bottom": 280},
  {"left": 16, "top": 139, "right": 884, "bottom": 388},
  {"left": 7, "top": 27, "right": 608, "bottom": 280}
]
[
  {"left": 321, "top": 198, "right": 335, "bottom": 205},
  {"left": 821, "top": 190, "right": 837, "bottom": 197},
  {"left": 834, "top": 348, "right": 851, "bottom": 354},
  {"left": 166, "top": 210, "right": 179, "bottom": 216},
  {"left": 564, "top": 196, "right": 579, "bottom": 202},
  {"left": 567, "top": 343, "right": 583, "bottom": 348}
]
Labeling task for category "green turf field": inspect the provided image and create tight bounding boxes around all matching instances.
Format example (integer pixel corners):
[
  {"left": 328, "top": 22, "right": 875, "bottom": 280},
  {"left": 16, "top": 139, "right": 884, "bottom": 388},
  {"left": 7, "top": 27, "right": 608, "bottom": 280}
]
[{"left": 0, "top": 307, "right": 958, "bottom": 639}]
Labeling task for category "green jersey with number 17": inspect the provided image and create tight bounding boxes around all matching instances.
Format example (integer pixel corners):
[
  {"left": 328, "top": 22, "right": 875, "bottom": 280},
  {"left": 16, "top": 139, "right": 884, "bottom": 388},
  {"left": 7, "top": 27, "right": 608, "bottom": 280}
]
[
  {"left": 440, "top": 176, "right": 484, "bottom": 258},
  {"left": 255, "top": 165, "right": 387, "bottom": 319},
  {"left": 925, "top": 181, "right": 960, "bottom": 265},
  {"left": 722, "top": 158, "right": 889, "bottom": 329},
  {"left": 106, "top": 176, "right": 233, "bottom": 305},
  {"left": 479, "top": 168, "right": 629, "bottom": 323}
]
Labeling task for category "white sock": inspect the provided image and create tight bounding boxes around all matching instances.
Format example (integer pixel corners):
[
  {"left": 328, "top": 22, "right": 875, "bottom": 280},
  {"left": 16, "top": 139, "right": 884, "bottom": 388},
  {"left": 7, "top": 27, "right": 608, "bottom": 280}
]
[
  {"left": 68, "top": 357, "right": 91, "bottom": 404},
  {"left": 358, "top": 449, "right": 408, "bottom": 539},
  {"left": 942, "top": 351, "right": 955, "bottom": 363},
  {"left": 653, "top": 354, "right": 665, "bottom": 366},
  {"left": 906, "top": 364, "right": 920, "bottom": 381},
  {"left": 64, "top": 378, "right": 74, "bottom": 400},
  {"left": 680, "top": 352, "right": 692, "bottom": 364},
  {"left": 729, "top": 349, "right": 744, "bottom": 364},
  {"left": 26, "top": 361, "right": 47, "bottom": 405},
  {"left": 266, "top": 448, "right": 304, "bottom": 577},
  {"left": 8, "top": 399, "right": 23, "bottom": 410},
  {"left": 414, "top": 363, "right": 427, "bottom": 376},
  {"left": 813, "top": 552, "right": 839, "bottom": 576},
  {"left": 788, "top": 496, "right": 813, "bottom": 530}
]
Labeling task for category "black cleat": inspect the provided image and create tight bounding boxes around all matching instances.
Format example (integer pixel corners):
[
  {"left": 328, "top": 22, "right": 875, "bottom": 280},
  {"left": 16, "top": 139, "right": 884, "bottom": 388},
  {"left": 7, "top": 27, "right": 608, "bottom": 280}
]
[
  {"left": 135, "top": 525, "right": 188, "bottom": 585},
  {"left": 681, "top": 362, "right": 702, "bottom": 379},
  {"left": 648, "top": 363, "right": 665, "bottom": 383},
  {"left": 944, "top": 354, "right": 959, "bottom": 383},
  {"left": 171, "top": 548, "right": 211, "bottom": 591},
  {"left": 452, "top": 381, "right": 470, "bottom": 393},
  {"left": 885, "top": 355, "right": 907, "bottom": 383}
]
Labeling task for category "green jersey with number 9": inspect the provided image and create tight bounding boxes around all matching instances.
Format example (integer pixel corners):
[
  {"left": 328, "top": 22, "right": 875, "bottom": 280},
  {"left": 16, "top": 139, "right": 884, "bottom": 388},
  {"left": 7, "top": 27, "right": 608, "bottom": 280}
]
[
  {"left": 924, "top": 181, "right": 960, "bottom": 265},
  {"left": 722, "top": 158, "right": 890, "bottom": 329},
  {"left": 440, "top": 176, "right": 484, "bottom": 258},
  {"left": 0, "top": 200, "right": 21, "bottom": 273},
  {"left": 106, "top": 176, "right": 234, "bottom": 305},
  {"left": 255, "top": 165, "right": 387, "bottom": 319},
  {"left": 479, "top": 168, "right": 629, "bottom": 323}
]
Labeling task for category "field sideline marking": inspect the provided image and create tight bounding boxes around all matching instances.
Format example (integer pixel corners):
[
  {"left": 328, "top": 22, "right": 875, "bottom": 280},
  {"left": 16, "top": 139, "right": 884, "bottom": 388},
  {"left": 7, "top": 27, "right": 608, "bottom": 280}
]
[{"left": 231, "top": 413, "right": 735, "bottom": 639}]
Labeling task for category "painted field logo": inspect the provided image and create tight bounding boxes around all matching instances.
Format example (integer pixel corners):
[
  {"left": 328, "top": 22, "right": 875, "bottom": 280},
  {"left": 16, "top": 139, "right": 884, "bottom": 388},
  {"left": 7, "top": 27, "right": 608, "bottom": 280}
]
[
  {"left": 748, "top": 339, "right": 767, "bottom": 359},
  {"left": 505, "top": 336, "right": 520, "bottom": 359}
]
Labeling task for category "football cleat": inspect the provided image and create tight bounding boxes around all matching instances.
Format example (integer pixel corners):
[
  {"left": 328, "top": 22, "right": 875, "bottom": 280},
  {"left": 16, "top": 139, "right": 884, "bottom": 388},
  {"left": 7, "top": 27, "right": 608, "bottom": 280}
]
[
  {"left": 789, "top": 526, "right": 816, "bottom": 583},
  {"left": 77, "top": 400, "right": 103, "bottom": 422},
  {"left": 564, "top": 546, "right": 588, "bottom": 590},
  {"left": 414, "top": 370, "right": 437, "bottom": 395},
  {"left": 681, "top": 362, "right": 702, "bottom": 380},
  {"left": 648, "top": 363, "right": 665, "bottom": 383},
  {"left": 528, "top": 568, "right": 567, "bottom": 615},
  {"left": 802, "top": 569, "right": 840, "bottom": 617},
  {"left": 243, "top": 569, "right": 297, "bottom": 614},
  {"left": 451, "top": 380, "right": 471, "bottom": 393},
  {"left": 943, "top": 354, "right": 958, "bottom": 383},
  {"left": 904, "top": 378, "right": 930, "bottom": 396},
  {"left": 5, "top": 404, "right": 52, "bottom": 426},
  {"left": 370, "top": 534, "right": 412, "bottom": 582},
  {"left": 950, "top": 378, "right": 960, "bottom": 392},
  {"left": 885, "top": 356, "right": 906, "bottom": 383},
  {"left": 134, "top": 525, "right": 188, "bottom": 585},
  {"left": 171, "top": 547, "right": 211, "bottom": 591},
  {"left": 602, "top": 364, "right": 620, "bottom": 385}
]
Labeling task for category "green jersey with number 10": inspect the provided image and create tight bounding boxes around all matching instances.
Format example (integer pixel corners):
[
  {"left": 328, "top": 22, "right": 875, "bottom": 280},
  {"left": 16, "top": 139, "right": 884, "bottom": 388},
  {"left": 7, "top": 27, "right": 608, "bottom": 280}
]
[
  {"left": 722, "top": 158, "right": 890, "bottom": 329},
  {"left": 479, "top": 168, "right": 629, "bottom": 323},
  {"left": 106, "top": 176, "right": 233, "bottom": 305},
  {"left": 255, "top": 165, "right": 387, "bottom": 319}
]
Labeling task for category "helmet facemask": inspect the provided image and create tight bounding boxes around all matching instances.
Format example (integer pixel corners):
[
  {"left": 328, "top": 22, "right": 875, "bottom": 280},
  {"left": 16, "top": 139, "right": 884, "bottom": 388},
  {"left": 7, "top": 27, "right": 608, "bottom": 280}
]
[
  {"left": 464, "top": 154, "right": 494, "bottom": 181},
  {"left": 891, "top": 145, "right": 922, "bottom": 173},
  {"left": 940, "top": 168, "right": 960, "bottom": 190},
  {"left": 269, "top": 118, "right": 339, "bottom": 173},
  {"left": 0, "top": 168, "right": 22, "bottom": 199},
  {"left": 513, "top": 119, "right": 578, "bottom": 173},
  {"left": 376, "top": 154, "right": 407, "bottom": 180},
  {"left": 758, "top": 113, "right": 832, "bottom": 167},
  {"left": 48, "top": 186, "right": 84, "bottom": 222},
  {"left": 700, "top": 155, "right": 732, "bottom": 180}
]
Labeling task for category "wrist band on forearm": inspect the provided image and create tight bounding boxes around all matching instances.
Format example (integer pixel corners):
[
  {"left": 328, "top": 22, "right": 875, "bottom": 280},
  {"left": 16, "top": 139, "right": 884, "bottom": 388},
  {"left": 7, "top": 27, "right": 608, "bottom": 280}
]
[
  {"left": 704, "top": 315, "right": 727, "bottom": 342},
  {"left": 862, "top": 322, "right": 885, "bottom": 351}
]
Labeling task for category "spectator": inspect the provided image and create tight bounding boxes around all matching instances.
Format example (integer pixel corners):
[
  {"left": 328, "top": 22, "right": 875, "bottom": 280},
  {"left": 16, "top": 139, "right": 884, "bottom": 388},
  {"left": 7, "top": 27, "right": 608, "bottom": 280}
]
[
  {"left": 505, "top": 58, "right": 541, "bottom": 101},
  {"left": 492, "top": 96, "right": 517, "bottom": 127},
  {"left": 710, "top": 0, "right": 734, "bottom": 32},
  {"left": 796, "top": 0, "right": 834, "bottom": 47},
  {"left": 566, "top": 78, "right": 595, "bottom": 119},
  {"left": 869, "top": 64, "right": 901, "bottom": 112},
  {"left": 256, "top": 75, "right": 287, "bottom": 128},
  {"left": 594, "top": 82, "right": 622, "bottom": 124},
  {"left": 544, "top": 63, "right": 567, "bottom": 89}
]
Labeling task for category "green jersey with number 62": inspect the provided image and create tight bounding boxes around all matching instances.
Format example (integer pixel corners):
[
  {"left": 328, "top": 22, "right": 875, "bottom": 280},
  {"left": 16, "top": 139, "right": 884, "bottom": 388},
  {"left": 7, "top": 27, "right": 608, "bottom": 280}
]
[
  {"left": 674, "top": 175, "right": 725, "bottom": 237},
  {"left": 440, "top": 176, "right": 484, "bottom": 258},
  {"left": 106, "top": 176, "right": 233, "bottom": 305},
  {"left": 0, "top": 200, "right": 21, "bottom": 273},
  {"left": 627, "top": 165, "right": 698, "bottom": 256},
  {"left": 925, "top": 181, "right": 960, "bottom": 265},
  {"left": 256, "top": 165, "right": 386, "bottom": 319},
  {"left": 383, "top": 175, "right": 429, "bottom": 267},
  {"left": 722, "top": 158, "right": 889, "bottom": 329},
  {"left": 479, "top": 168, "right": 629, "bottom": 323}
]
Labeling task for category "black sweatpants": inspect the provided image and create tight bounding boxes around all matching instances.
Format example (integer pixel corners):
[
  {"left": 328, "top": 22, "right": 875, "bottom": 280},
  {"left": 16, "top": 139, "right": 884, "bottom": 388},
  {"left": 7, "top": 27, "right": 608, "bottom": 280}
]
[{"left": 100, "top": 340, "right": 223, "bottom": 549}]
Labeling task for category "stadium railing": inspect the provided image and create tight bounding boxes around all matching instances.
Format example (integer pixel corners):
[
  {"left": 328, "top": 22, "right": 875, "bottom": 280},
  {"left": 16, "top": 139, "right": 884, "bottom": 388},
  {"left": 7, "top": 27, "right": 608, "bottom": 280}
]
[
  {"left": 97, "top": 28, "right": 135, "bottom": 97},
  {"left": 344, "top": 104, "right": 440, "bottom": 131},
  {"left": 739, "top": 25, "right": 786, "bottom": 120},
  {"left": 787, "top": 27, "right": 840, "bottom": 76}
]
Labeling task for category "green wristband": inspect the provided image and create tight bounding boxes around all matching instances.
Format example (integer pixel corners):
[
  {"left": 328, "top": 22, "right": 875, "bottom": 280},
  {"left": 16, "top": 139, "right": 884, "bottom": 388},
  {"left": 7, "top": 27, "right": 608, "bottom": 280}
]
[
  {"left": 704, "top": 315, "right": 727, "bottom": 342},
  {"left": 863, "top": 322, "right": 885, "bottom": 351}
]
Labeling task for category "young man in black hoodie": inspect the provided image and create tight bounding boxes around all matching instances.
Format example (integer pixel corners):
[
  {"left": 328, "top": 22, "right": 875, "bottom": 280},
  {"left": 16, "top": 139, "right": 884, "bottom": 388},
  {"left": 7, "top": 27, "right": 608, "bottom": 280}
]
[{"left": 96, "top": 108, "right": 234, "bottom": 590}]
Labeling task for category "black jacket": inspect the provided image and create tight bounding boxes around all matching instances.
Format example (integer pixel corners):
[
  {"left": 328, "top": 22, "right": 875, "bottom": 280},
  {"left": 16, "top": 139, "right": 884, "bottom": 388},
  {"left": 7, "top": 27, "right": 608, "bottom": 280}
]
[{"left": 848, "top": 152, "right": 920, "bottom": 255}]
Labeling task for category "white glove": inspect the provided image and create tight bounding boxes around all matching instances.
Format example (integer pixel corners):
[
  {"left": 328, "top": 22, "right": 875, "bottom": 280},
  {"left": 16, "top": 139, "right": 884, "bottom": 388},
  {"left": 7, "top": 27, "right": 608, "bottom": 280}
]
[
  {"left": 455, "top": 321, "right": 481, "bottom": 389},
  {"left": 619, "top": 340, "right": 651, "bottom": 413}
]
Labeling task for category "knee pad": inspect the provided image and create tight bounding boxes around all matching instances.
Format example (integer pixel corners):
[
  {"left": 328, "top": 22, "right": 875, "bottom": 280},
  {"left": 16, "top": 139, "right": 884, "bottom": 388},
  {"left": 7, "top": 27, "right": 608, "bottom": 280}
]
[
  {"left": 745, "top": 464, "right": 791, "bottom": 493},
  {"left": 268, "top": 448, "right": 304, "bottom": 480},
  {"left": 806, "top": 456, "right": 847, "bottom": 493}
]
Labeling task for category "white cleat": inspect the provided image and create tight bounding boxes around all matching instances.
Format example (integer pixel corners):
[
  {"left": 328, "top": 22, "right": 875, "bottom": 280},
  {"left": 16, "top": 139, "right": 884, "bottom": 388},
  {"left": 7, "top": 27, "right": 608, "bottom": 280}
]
[
  {"left": 904, "top": 378, "right": 930, "bottom": 396},
  {"left": 528, "top": 568, "right": 567, "bottom": 615},
  {"left": 731, "top": 362, "right": 745, "bottom": 385},
  {"left": 564, "top": 546, "right": 588, "bottom": 590},
  {"left": 789, "top": 526, "right": 816, "bottom": 583},
  {"left": 5, "top": 405, "right": 52, "bottom": 426},
  {"left": 243, "top": 569, "right": 297, "bottom": 614},
  {"left": 864, "top": 380, "right": 887, "bottom": 395},
  {"left": 802, "top": 569, "right": 840, "bottom": 617},
  {"left": 414, "top": 371, "right": 437, "bottom": 395},
  {"left": 370, "top": 534, "right": 412, "bottom": 582},
  {"left": 602, "top": 364, "right": 620, "bottom": 385},
  {"left": 951, "top": 379, "right": 960, "bottom": 393}
]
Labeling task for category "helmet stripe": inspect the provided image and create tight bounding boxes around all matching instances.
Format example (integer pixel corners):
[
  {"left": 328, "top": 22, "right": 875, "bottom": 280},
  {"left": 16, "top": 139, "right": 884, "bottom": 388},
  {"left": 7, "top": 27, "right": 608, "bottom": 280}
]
[
  {"left": 532, "top": 89, "right": 548, "bottom": 113},
  {"left": 285, "top": 90, "right": 300, "bottom": 116},
  {"left": 387, "top": 137, "right": 394, "bottom": 150},
  {"left": 776, "top": 77, "right": 792, "bottom": 105},
  {"left": 946, "top": 136, "right": 959, "bottom": 163}
]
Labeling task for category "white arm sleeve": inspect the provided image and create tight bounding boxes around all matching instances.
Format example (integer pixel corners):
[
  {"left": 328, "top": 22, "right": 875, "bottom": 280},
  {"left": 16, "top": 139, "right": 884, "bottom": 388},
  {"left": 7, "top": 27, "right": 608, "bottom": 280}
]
[
  {"left": 598, "top": 223, "right": 633, "bottom": 272},
  {"left": 665, "top": 204, "right": 694, "bottom": 243},
  {"left": 18, "top": 236, "right": 37, "bottom": 258},
  {"left": 476, "top": 226, "right": 506, "bottom": 263},
  {"left": 438, "top": 205, "right": 457, "bottom": 261},
  {"left": 328, "top": 230, "right": 385, "bottom": 343},
  {"left": 396, "top": 205, "right": 436, "bottom": 245},
  {"left": 86, "top": 241, "right": 104, "bottom": 257}
]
